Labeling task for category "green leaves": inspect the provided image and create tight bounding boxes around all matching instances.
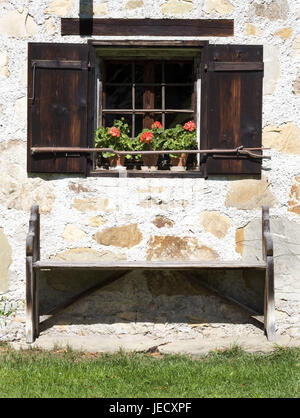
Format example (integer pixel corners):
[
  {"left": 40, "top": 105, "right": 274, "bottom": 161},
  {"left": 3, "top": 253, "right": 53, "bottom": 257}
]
[
  {"left": 94, "top": 118, "right": 133, "bottom": 158},
  {"left": 162, "top": 124, "right": 197, "bottom": 155},
  {"left": 94, "top": 120, "right": 198, "bottom": 159}
]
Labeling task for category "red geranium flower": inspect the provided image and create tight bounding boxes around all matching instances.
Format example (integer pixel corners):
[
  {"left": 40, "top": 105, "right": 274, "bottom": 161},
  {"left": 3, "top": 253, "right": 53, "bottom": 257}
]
[
  {"left": 108, "top": 127, "right": 120, "bottom": 137},
  {"left": 151, "top": 121, "right": 162, "bottom": 129},
  {"left": 140, "top": 131, "right": 154, "bottom": 144},
  {"left": 183, "top": 121, "right": 196, "bottom": 132}
]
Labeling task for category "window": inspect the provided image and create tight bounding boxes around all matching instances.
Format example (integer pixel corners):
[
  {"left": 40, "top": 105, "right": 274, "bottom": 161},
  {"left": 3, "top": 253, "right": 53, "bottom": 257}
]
[
  {"left": 27, "top": 41, "right": 264, "bottom": 177},
  {"left": 94, "top": 50, "right": 201, "bottom": 172}
]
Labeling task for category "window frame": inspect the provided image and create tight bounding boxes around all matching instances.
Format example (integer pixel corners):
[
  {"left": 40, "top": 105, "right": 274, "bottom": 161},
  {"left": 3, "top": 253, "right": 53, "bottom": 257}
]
[{"left": 88, "top": 40, "right": 207, "bottom": 178}]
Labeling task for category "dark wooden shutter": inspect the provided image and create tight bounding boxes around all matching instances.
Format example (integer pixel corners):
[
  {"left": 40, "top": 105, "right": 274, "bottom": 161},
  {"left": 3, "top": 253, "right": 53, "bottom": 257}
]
[
  {"left": 201, "top": 44, "right": 263, "bottom": 175},
  {"left": 27, "top": 43, "right": 93, "bottom": 174}
]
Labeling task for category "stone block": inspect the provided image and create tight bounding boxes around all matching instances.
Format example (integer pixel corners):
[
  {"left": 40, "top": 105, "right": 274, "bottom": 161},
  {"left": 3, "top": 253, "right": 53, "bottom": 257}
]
[
  {"left": 292, "top": 34, "right": 300, "bottom": 59},
  {"left": 68, "top": 182, "right": 91, "bottom": 193},
  {"left": 94, "top": 224, "right": 143, "bottom": 248},
  {"left": 235, "top": 227, "right": 244, "bottom": 255},
  {"left": 93, "top": 3, "right": 109, "bottom": 16},
  {"left": 139, "top": 196, "right": 188, "bottom": 209},
  {"left": 72, "top": 197, "right": 113, "bottom": 213},
  {"left": 0, "top": 9, "right": 38, "bottom": 38},
  {"left": 152, "top": 216, "right": 174, "bottom": 229},
  {"left": 262, "top": 123, "right": 300, "bottom": 154},
  {"left": 204, "top": 0, "right": 234, "bottom": 15},
  {"left": 46, "top": 0, "right": 72, "bottom": 16},
  {"left": 0, "top": 229, "right": 12, "bottom": 293},
  {"left": 88, "top": 216, "right": 107, "bottom": 227},
  {"left": 199, "top": 211, "right": 231, "bottom": 239},
  {"left": 252, "top": 0, "right": 289, "bottom": 21},
  {"left": 293, "top": 70, "right": 300, "bottom": 95},
  {"left": 0, "top": 141, "right": 56, "bottom": 214},
  {"left": 146, "top": 235, "right": 218, "bottom": 261},
  {"left": 225, "top": 176, "right": 277, "bottom": 210},
  {"left": 263, "top": 45, "right": 280, "bottom": 95},
  {"left": 244, "top": 23, "right": 262, "bottom": 36},
  {"left": 51, "top": 247, "right": 126, "bottom": 262},
  {"left": 124, "top": 0, "right": 144, "bottom": 9},
  {"left": 62, "top": 224, "right": 87, "bottom": 242},
  {"left": 161, "top": 0, "right": 193, "bottom": 15},
  {"left": 288, "top": 176, "right": 300, "bottom": 215},
  {"left": 274, "top": 27, "right": 293, "bottom": 40},
  {"left": 237, "top": 217, "right": 300, "bottom": 292},
  {"left": 44, "top": 17, "right": 57, "bottom": 35}
]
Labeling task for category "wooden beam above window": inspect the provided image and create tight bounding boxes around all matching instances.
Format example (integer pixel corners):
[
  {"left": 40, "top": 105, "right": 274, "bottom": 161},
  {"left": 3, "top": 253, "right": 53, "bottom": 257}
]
[{"left": 61, "top": 18, "right": 234, "bottom": 37}]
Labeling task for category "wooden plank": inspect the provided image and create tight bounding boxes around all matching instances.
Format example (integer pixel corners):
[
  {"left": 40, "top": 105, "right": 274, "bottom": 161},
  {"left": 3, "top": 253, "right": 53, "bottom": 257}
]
[
  {"left": 261, "top": 206, "right": 276, "bottom": 341},
  {"left": 31, "top": 60, "right": 88, "bottom": 70},
  {"left": 25, "top": 256, "right": 34, "bottom": 343},
  {"left": 25, "top": 205, "right": 40, "bottom": 344},
  {"left": 89, "top": 40, "right": 209, "bottom": 47},
  {"left": 209, "top": 61, "right": 264, "bottom": 72},
  {"left": 61, "top": 18, "right": 234, "bottom": 37},
  {"left": 264, "top": 255, "right": 276, "bottom": 341},
  {"left": 34, "top": 260, "right": 267, "bottom": 271}
]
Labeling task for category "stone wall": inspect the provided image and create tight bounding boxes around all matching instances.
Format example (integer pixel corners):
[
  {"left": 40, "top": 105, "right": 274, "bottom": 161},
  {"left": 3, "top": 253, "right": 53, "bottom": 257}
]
[{"left": 0, "top": 0, "right": 299, "bottom": 342}]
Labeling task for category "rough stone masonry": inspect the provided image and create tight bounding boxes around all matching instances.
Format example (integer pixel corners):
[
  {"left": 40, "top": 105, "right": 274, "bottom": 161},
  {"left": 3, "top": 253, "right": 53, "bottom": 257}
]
[{"left": 0, "top": 0, "right": 299, "bottom": 347}]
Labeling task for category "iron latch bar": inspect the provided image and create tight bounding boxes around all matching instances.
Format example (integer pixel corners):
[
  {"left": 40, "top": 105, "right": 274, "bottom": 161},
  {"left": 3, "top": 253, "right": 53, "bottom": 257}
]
[{"left": 31, "top": 146, "right": 271, "bottom": 160}]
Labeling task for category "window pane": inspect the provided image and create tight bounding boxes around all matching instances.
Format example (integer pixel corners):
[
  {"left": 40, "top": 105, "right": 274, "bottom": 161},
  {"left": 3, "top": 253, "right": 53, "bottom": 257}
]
[
  {"left": 135, "top": 86, "right": 161, "bottom": 109},
  {"left": 135, "top": 63, "right": 144, "bottom": 83},
  {"left": 104, "top": 86, "right": 132, "bottom": 109},
  {"left": 165, "top": 62, "right": 193, "bottom": 83},
  {"left": 103, "top": 114, "right": 133, "bottom": 137},
  {"left": 165, "top": 86, "right": 193, "bottom": 110},
  {"left": 165, "top": 113, "right": 194, "bottom": 129},
  {"left": 135, "top": 63, "right": 162, "bottom": 83},
  {"left": 105, "top": 63, "right": 132, "bottom": 83},
  {"left": 154, "top": 63, "right": 162, "bottom": 83},
  {"left": 135, "top": 114, "right": 143, "bottom": 136},
  {"left": 134, "top": 113, "right": 163, "bottom": 134}
]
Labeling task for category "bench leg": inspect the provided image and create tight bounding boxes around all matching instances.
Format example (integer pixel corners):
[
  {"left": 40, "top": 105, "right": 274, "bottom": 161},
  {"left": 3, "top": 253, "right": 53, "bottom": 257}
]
[
  {"left": 264, "top": 256, "right": 275, "bottom": 342},
  {"left": 26, "top": 256, "right": 38, "bottom": 343}
]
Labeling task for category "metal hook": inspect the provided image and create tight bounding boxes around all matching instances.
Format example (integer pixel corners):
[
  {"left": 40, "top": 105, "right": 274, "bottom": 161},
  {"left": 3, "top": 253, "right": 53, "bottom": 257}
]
[{"left": 28, "top": 62, "right": 36, "bottom": 103}]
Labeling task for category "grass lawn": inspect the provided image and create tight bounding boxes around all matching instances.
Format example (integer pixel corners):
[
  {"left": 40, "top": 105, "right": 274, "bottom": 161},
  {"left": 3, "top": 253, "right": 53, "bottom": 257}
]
[{"left": 0, "top": 344, "right": 299, "bottom": 398}]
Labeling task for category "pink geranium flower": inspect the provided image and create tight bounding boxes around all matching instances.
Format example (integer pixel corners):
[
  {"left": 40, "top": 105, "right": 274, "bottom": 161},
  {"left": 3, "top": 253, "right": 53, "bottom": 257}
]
[
  {"left": 151, "top": 121, "right": 162, "bottom": 129},
  {"left": 140, "top": 131, "right": 154, "bottom": 144},
  {"left": 108, "top": 127, "right": 120, "bottom": 137},
  {"left": 183, "top": 121, "right": 196, "bottom": 132}
]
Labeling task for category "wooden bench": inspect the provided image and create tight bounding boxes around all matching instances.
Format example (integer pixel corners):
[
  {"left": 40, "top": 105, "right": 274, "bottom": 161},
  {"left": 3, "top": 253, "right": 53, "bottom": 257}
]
[{"left": 26, "top": 205, "right": 275, "bottom": 344}]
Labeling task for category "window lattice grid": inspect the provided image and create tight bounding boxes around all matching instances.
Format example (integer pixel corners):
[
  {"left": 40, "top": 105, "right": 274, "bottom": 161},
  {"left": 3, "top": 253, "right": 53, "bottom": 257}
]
[{"left": 101, "top": 60, "right": 195, "bottom": 138}]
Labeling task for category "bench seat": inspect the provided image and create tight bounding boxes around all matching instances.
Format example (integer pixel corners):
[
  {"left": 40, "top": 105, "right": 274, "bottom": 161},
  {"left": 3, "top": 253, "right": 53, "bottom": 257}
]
[{"left": 34, "top": 260, "right": 267, "bottom": 271}]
